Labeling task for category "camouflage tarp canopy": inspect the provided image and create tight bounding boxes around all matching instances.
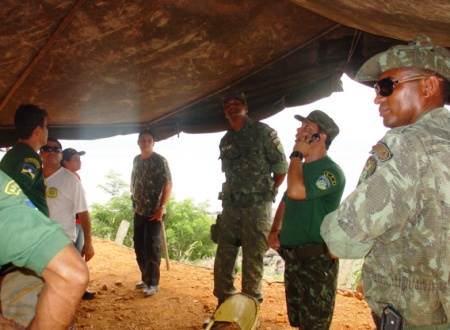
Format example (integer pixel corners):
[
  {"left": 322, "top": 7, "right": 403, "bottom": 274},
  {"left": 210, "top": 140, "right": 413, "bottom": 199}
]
[{"left": 1, "top": 0, "right": 449, "bottom": 147}]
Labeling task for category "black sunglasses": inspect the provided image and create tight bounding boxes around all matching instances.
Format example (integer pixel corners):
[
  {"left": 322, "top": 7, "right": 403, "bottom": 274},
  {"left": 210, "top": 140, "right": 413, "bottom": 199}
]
[
  {"left": 374, "top": 76, "right": 427, "bottom": 97},
  {"left": 40, "top": 146, "right": 62, "bottom": 153}
]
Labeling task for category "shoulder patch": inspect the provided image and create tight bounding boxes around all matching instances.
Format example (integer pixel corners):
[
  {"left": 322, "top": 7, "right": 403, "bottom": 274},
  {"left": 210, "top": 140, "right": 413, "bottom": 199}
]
[
  {"left": 21, "top": 164, "right": 37, "bottom": 179},
  {"left": 316, "top": 172, "right": 335, "bottom": 190},
  {"left": 358, "top": 156, "right": 377, "bottom": 185},
  {"left": 269, "top": 130, "right": 278, "bottom": 137},
  {"left": 371, "top": 142, "right": 392, "bottom": 162},
  {"left": 24, "top": 157, "right": 41, "bottom": 169},
  {"left": 4, "top": 180, "right": 21, "bottom": 196}
]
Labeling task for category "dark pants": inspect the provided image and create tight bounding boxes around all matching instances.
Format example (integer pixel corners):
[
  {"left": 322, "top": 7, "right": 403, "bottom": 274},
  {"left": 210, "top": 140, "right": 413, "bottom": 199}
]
[{"left": 133, "top": 213, "right": 162, "bottom": 286}]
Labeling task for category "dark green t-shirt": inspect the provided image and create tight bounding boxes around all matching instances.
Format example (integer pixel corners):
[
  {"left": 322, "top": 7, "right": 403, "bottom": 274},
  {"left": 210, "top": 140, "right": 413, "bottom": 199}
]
[
  {"left": 280, "top": 156, "right": 345, "bottom": 245},
  {"left": 0, "top": 142, "right": 49, "bottom": 216}
]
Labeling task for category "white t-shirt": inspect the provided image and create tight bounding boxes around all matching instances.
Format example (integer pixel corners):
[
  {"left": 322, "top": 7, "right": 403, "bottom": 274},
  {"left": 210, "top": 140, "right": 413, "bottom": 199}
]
[{"left": 46, "top": 167, "right": 88, "bottom": 241}]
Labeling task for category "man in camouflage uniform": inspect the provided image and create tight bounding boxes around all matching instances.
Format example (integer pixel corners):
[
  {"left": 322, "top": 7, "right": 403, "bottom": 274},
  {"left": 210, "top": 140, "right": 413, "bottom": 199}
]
[
  {"left": 268, "top": 110, "right": 345, "bottom": 329},
  {"left": 321, "top": 35, "right": 450, "bottom": 328},
  {"left": 204, "top": 91, "right": 288, "bottom": 327},
  {"left": 131, "top": 129, "right": 172, "bottom": 298}
]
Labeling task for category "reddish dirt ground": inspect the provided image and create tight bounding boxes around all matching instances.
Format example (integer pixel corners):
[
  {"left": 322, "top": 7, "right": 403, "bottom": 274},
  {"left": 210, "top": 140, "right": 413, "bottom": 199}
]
[{"left": 74, "top": 238, "right": 375, "bottom": 329}]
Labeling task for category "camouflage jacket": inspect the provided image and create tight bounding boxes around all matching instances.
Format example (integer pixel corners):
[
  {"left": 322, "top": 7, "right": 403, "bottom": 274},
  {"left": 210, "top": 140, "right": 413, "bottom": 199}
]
[
  {"left": 219, "top": 118, "right": 287, "bottom": 204},
  {"left": 130, "top": 152, "right": 172, "bottom": 217},
  {"left": 321, "top": 107, "right": 450, "bottom": 326}
]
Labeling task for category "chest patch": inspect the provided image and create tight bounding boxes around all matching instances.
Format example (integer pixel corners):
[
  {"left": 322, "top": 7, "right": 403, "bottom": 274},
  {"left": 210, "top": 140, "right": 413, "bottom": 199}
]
[{"left": 47, "top": 187, "right": 58, "bottom": 198}]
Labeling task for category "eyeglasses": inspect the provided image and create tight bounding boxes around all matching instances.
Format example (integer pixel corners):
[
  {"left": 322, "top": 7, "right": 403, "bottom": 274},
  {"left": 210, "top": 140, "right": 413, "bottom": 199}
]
[
  {"left": 40, "top": 146, "right": 62, "bottom": 153},
  {"left": 374, "top": 76, "right": 428, "bottom": 97}
]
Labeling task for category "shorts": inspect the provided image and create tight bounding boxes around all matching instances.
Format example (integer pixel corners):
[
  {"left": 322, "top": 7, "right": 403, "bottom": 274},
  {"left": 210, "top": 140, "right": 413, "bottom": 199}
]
[{"left": 0, "top": 206, "right": 71, "bottom": 276}]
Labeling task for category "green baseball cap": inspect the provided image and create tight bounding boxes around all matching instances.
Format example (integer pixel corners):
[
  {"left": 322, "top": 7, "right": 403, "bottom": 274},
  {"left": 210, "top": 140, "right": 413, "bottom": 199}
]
[
  {"left": 295, "top": 110, "right": 340, "bottom": 141},
  {"left": 355, "top": 34, "right": 450, "bottom": 83}
]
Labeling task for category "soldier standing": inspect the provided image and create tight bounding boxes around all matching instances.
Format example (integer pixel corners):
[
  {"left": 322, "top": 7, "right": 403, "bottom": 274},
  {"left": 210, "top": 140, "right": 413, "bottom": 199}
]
[
  {"left": 321, "top": 35, "right": 450, "bottom": 328},
  {"left": 204, "top": 91, "right": 288, "bottom": 328}
]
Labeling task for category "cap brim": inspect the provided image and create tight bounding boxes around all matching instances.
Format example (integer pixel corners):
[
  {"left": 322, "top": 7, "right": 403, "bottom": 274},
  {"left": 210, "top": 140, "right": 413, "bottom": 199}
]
[
  {"left": 294, "top": 114, "right": 306, "bottom": 122},
  {"left": 78, "top": 151, "right": 86, "bottom": 156}
]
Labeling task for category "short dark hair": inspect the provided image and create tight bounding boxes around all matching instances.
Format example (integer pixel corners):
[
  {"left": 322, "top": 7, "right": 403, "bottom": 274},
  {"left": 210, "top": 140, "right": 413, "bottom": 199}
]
[
  {"left": 46, "top": 137, "right": 62, "bottom": 149},
  {"left": 14, "top": 104, "right": 48, "bottom": 139},
  {"left": 138, "top": 129, "right": 155, "bottom": 140}
]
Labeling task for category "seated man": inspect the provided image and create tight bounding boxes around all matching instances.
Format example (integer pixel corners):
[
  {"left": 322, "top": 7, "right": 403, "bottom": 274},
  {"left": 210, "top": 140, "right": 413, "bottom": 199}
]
[{"left": 0, "top": 170, "right": 88, "bottom": 330}]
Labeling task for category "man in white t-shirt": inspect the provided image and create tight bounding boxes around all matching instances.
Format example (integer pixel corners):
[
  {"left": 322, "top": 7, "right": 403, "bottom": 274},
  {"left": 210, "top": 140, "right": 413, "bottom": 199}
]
[{"left": 40, "top": 138, "right": 96, "bottom": 300}]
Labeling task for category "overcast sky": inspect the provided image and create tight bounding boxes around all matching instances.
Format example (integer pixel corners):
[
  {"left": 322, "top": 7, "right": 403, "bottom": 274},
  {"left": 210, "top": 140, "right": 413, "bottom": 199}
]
[{"left": 38, "top": 74, "right": 395, "bottom": 212}]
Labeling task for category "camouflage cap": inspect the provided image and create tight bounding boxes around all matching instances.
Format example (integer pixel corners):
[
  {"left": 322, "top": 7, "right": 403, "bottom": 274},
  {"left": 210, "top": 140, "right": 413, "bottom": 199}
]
[
  {"left": 295, "top": 110, "right": 340, "bottom": 141},
  {"left": 222, "top": 90, "right": 247, "bottom": 106},
  {"left": 355, "top": 34, "right": 450, "bottom": 82}
]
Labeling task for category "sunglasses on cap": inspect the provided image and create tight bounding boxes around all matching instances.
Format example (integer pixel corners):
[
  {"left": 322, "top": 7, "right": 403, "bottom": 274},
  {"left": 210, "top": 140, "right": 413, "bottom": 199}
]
[
  {"left": 374, "top": 76, "right": 428, "bottom": 97},
  {"left": 40, "top": 146, "right": 62, "bottom": 153}
]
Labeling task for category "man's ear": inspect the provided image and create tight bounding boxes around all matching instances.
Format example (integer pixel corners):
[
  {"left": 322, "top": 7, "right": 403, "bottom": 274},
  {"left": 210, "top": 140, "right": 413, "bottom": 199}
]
[
  {"left": 423, "top": 75, "right": 440, "bottom": 98},
  {"left": 33, "top": 125, "right": 43, "bottom": 137}
]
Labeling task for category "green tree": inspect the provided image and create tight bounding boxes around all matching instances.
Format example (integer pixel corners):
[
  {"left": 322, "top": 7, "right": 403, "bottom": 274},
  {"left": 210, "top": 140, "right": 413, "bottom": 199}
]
[
  {"left": 90, "top": 171, "right": 217, "bottom": 261},
  {"left": 90, "top": 171, "right": 134, "bottom": 246},
  {"left": 164, "top": 198, "right": 217, "bottom": 261}
]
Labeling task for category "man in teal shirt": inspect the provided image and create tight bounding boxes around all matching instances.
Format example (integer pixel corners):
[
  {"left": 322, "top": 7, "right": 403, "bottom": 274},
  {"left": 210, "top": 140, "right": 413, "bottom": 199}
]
[
  {"left": 0, "top": 170, "right": 88, "bottom": 329},
  {"left": 269, "top": 110, "right": 345, "bottom": 329}
]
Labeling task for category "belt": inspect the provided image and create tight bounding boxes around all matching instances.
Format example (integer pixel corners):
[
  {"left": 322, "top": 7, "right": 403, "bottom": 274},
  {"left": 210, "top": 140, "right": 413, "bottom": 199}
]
[{"left": 280, "top": 243, "right": 328, "bottom": 260}]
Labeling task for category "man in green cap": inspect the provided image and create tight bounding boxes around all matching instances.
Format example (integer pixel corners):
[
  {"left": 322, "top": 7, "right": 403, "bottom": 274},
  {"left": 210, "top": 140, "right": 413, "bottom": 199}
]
[
  {"left": 321, "top": 35, "right": 450, "bottom": 328},
  {"left": 268, "top": 110, "right": 346, "bottom": 329}
]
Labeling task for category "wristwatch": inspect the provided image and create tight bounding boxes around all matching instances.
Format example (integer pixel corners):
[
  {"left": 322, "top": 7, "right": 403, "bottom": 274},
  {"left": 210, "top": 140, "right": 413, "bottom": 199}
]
[{"left": 289, "top": 151, "right": 304, "bottom": 160}]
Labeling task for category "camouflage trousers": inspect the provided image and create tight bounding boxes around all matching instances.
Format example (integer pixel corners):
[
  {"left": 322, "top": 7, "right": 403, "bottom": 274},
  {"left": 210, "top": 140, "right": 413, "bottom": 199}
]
[
  {"left": 213, "top": 201, "right": 272, "bottom": 303},
  {"left": 279, "top": 247, "right": 339, "bottom": 329}
]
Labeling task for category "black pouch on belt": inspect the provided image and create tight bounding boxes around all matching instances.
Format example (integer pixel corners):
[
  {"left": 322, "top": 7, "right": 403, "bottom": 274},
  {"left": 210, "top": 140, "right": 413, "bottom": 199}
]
[
  {"left": 210, "top": 213, "right": 221, "bottom": 244},
  {"left": 380, "top": 305, "right": 403, "bottom": 330}
]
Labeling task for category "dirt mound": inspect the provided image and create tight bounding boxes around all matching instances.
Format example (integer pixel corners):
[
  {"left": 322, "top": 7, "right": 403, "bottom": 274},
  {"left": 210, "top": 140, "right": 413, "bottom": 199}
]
[{"left": 74, "top": 237, "right": 375, "bottom": 329}]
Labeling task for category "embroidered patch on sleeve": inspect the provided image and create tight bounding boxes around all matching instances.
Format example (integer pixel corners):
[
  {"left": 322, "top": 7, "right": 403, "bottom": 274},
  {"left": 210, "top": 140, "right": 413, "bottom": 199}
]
[
  {"left": 269, "top": 130, "right": 278, "bottom": 137},
  {"left": 358, "top": 156, "right": 377, "bottom": 185},
  {"left": 21, "top": 164, "right": 37, "bottom": 179},
  {"left": 316, "top": 171, "right": 336, "bottom": 190},
  {"left": 371, "top": 142, "right": 393, "bottom": 161},
  {"left": 5, "top": 180, "right": 21, "bottom": 195}
]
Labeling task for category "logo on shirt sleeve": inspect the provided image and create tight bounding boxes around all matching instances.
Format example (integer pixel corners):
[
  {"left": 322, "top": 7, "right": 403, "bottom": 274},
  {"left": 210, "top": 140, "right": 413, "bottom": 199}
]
[
  {"left": 21, "top": 164, "right": 37, "bottom": 179},
  {"left": 4, "top": 180, "right": 22, "bottom": 195},
  {"left": 316, "top": 171, "right": 336, "bottom": 190}
]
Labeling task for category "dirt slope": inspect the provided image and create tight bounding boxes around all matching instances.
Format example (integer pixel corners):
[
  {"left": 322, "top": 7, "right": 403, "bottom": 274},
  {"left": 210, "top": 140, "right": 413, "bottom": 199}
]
[{"left": 74, "top": 238, "right": 375, "bottom": 329}]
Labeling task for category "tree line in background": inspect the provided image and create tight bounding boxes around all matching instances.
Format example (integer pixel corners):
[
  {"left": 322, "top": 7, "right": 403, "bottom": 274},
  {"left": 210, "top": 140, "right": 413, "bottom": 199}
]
[{"left": 90, "top": 171, "right": 217, "bottom": 262}]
